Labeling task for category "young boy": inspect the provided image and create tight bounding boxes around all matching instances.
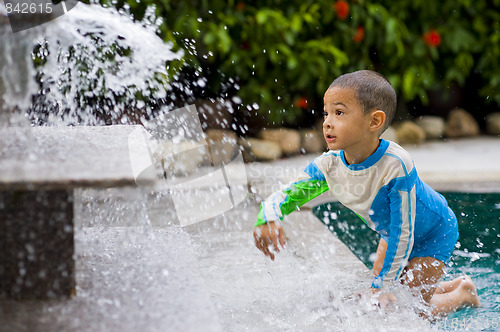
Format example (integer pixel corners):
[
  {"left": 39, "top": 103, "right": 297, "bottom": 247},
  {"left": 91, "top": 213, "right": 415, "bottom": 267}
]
[{"left": 253, "top": 70, "right": 481, "bottom": 317}]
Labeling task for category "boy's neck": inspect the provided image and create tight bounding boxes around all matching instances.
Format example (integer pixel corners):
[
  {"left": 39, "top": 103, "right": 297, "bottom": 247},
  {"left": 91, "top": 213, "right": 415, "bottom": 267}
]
[{"left": 343, "top": 138, "right": 381, "bottom": 165}]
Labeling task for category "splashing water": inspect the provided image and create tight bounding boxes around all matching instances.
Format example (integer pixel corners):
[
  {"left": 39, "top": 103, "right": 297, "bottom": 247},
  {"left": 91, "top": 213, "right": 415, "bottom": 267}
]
[
  {"left": 1, "top": 1, "right": 183, "bottom": 126},
  {"left": 0, "top": 3, "right": 40, "bottom": 124}
]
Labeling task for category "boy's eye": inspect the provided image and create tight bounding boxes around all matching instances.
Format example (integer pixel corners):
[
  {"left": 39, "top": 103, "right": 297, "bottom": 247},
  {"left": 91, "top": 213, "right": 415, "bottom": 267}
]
[
  {"left": 322, "top": 111, "right": 328, "bottom": 117},
  {"left": 335, "top": 110, "right": 343, "bottom": 116}
]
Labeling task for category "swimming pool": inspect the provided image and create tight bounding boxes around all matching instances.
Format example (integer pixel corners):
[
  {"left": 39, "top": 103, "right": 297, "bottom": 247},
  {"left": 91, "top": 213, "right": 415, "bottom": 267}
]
[{"left": 313, "top": 192, "right": 499, "bottom": 331}]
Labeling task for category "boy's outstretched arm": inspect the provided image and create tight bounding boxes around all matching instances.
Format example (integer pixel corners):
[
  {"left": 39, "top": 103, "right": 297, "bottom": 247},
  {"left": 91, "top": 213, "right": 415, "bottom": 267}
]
[{"left": 254, "top": 159, "right": 329, "bottom": 260}]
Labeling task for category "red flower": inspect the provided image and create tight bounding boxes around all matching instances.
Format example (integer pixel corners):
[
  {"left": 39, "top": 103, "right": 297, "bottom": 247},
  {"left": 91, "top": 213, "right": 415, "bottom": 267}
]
[
  {"left": 334, "top": 1, "right": 349, "bottom": 20},
  {"left": 294, "top": 97, "right": 308, "bottom": 109},
  {"left": 353, "top": 26, "right": 364, "bottom": 43},
  {"left": 423, "top": 29, "right": 441, "bottom": 47},
  {"left": 236, "top": 2, "right": 245, "bottom": 12}
]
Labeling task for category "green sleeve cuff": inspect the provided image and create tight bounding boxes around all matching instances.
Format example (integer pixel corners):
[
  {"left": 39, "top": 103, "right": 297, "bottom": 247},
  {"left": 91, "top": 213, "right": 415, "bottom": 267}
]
[
  {"left": 254, "top": 180, "right": 329, "bottom": 228},
  {"left": 255, "top": 203, "right": 271, "bottom": 227}
]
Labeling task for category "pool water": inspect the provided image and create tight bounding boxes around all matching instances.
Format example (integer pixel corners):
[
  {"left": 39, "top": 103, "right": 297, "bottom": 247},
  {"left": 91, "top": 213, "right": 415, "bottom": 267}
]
[{"left": 313, "top": 192, "right": 500, "bottom": 331}]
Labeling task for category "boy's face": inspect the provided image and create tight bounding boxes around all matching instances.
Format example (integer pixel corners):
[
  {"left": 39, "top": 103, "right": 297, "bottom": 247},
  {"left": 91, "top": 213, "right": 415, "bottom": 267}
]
[{"left": 322, "top": 87, "right": 374, "bottom": 153}]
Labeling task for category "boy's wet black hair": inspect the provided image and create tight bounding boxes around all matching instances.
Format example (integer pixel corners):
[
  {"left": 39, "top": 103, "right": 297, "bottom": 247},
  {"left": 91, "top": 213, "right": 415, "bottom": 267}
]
[{"left": 329, "top": 70, "right": 397, "bottom": 132}]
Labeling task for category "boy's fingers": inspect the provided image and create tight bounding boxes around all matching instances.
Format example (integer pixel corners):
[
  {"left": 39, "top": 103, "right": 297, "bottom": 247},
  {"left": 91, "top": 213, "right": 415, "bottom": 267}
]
[
  {"left": 256, "top": 236, "right": 267, "bottom": 252},
  {"left": 271, "top": 234, "right": 280, "bottom": 253},
  {"left": 261, "top": 243, "right": 275, "bottom": 261},
  {"left": 278, "top": 226, "right": 286, "bottom": 249},
  {"left": 254, "top": 229, "right": 266, "bottom": 249},
  {"left": 254, "top": 232, "right": 275, "bottom": 260}
]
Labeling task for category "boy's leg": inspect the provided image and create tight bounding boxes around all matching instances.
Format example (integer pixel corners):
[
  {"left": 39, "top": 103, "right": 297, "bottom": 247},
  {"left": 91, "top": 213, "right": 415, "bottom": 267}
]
[
  {"left": 434, "top": 276, "right": 466, "bottom": 294},
  {"left": 400, "top": 257, "right": 445, "bottom": 303},
  {"left": 400, "top": 257, "right": 481, "bottom": 317},
  {"left": 429, "top": 275, "right": 481, "bottom": 317}
]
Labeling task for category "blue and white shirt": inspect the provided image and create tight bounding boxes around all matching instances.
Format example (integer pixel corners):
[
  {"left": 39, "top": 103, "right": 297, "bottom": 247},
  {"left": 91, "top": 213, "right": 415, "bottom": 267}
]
[{"left": 256, "top": 139, "right": 455, "bottom": 288}]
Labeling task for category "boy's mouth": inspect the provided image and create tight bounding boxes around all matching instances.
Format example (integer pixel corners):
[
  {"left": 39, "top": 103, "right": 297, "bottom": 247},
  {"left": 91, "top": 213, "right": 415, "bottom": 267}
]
[{"left": 325, "top": 134, "right": 336, "bottom": 143}]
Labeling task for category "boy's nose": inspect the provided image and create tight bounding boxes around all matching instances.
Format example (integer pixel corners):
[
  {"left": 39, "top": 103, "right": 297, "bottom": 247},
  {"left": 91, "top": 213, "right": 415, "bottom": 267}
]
[{"left": 323, "top": 118, "right": 333, "bottom": 129}]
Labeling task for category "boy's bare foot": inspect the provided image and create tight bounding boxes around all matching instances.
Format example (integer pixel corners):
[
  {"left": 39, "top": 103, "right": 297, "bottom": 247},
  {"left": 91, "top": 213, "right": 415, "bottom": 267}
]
[{"left": 459, "top": 275, "right": 482, "bottom": 308}]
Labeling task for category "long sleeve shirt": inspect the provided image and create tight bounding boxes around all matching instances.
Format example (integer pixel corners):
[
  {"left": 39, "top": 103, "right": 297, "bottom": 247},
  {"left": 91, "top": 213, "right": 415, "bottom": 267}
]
[{"left": 256, "top": 139, "right": 454, "bottom": 288}]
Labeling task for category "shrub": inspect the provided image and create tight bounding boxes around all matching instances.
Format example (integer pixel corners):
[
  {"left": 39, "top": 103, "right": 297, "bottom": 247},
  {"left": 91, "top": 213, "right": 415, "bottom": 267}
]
[{"left": 92, "top": 0, "right": 500, "bottom": 125}]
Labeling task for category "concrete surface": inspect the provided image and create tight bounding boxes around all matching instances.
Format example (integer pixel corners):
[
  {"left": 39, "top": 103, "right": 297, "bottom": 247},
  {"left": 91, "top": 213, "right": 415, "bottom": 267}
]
[{"left": 404, "top": 137, "right": 500, "bottom": 192}]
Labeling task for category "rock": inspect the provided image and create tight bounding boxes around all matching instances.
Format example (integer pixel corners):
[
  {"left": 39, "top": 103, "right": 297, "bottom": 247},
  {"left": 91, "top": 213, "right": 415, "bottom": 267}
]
[
  {"left": 415, "top": 116, "right": 445, "bottom": 139},
  {"left": 195, "top": 99, "right": 234, "bottom": 130},
  {"left": 300, "top": 129, "right": 326, "bottom": 153},
  {"left": 151, "top": 140, "right": 208, "bottom": 177},
  {"left": 485, "top": 112, "right": 500, "bottom": 135},
  {"left": 238, "top": 138, "right": 282, "bottom": 161},
  {"left": 205, "top": 129, "right": 238, "bottom": 165},
  {"left": 445, "top": 108, "right": 480, "bottom": 138},
  {"left": 380, "top": 126, "right": 398, "bottom": 143},
  {"left": 258, "top": 128, "right": 301, "bottom": 155},
  {"left": 395, "top": 121, "right": 426, "bottom": 145}
]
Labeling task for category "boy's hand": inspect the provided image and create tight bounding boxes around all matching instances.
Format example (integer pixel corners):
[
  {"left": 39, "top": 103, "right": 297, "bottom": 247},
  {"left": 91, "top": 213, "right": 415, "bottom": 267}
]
[
  {"left": 347, "top": 288, "right": 396, "bottom": 308},
  {"left": 375, "top": 291, "right": 397, "bottom": 308},
  {"left": 253, "top": 221, "right": 286, "bottom": 261},
  {"left": 348, "top": 287, "right": 379, "bottom": 301}
]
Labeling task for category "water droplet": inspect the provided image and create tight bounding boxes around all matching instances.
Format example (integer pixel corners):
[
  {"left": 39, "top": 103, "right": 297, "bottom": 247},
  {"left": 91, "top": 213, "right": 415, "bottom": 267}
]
[
  {"left": 196, "top": 78, "right": 206, "bottom": 87},
  {"left": 476, "top": 238, "right": 484, "bottom": 248},
  {"left": 470, "top": 252, "right": 480, "bottom": 262}
]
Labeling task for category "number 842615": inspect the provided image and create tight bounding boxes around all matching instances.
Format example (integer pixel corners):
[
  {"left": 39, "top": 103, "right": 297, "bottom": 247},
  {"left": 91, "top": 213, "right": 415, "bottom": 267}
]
[{"left": 5, "top": 2, "right": 53, "bottom": 14}]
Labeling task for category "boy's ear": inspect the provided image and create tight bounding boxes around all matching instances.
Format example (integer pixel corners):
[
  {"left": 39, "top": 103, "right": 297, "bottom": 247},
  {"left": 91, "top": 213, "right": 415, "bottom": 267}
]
[{"left": 369, "top": 110, "right": 386, "bottom": 132}]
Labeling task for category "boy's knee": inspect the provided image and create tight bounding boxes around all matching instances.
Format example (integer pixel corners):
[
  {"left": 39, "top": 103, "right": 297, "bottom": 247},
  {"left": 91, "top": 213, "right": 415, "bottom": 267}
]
[{"left": 458, "top": 276, "right": 475, "bottom": 292}]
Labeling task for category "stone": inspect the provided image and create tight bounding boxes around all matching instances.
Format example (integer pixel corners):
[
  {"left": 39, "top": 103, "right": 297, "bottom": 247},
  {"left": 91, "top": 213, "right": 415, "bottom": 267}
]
[
  {"left": 205, "top": 129, "right": 238, "bottom": 165},
  {"left": 0, "top": 190, "right": 74, "bottom": 299},
  {"left": 0, "top": 125, "right": 156, "bottom": 190},
  {"left": 415, "top": 116, "right": 445, "bottom": 139},
  {"left": 395, "top": 121, "right": 426, "bottom": 145},
  {"left": 300, "top": 129, "right": 326, "bottom": 153},
  {"left": 258, "top": 128, "right": 301, "bottom": 155},
  {"left": 238, "top": 138, "right": 282, "bottom": 161},
  {"left": 151, "top": 140, "right": 208, "bottom": 177},
  {"left": 445, "top": 108, "right": 480, "bottom": 138},
  {"left": 0, "top": 125, "right": 156, "bottom": 300},
  {"left": 380, "top": 126, "right": 398, "bottom": 143},
  {"left": 485, "top": 112, "right": 500, "bottom": 135}
]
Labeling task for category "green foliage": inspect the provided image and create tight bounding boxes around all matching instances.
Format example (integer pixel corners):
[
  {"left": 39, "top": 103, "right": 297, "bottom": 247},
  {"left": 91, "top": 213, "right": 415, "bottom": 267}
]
[{"left": 97, "top": 0, "right": 500, "bottom": 124}]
